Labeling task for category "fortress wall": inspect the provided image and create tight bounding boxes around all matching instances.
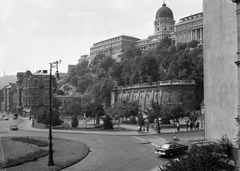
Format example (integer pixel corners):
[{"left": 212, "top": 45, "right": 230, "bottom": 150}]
[{"left": 111, "top": 81, "right": 197, "bottom": 112}]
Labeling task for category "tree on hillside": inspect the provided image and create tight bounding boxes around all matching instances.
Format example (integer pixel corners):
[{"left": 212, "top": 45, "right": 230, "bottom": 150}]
[
  {"left": 137, "top": 54, "right": 159, "bottom": 83},
  {"left": 76, "top": 73, "right": 95, "bottom": 93},
  {"left": 109, "top": 62, "right": 124, "bottom": 85}
]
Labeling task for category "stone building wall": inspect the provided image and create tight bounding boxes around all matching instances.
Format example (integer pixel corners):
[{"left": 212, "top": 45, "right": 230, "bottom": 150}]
[
  {"left": 203, "top": 0, "right": 238, "bottom": 145},
  {"left": 111, "top": 80, "right": 197, "bottom": 112}
]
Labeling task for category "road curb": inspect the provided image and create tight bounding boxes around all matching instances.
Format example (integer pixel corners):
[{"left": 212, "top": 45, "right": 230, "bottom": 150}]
[{"left": 56, "top": 145, "right": 90, "bottom": 171}]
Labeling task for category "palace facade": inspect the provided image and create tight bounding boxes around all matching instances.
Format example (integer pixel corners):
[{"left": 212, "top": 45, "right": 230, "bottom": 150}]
[
  {"left": 174, "top": 12, "right": 203, "bottom": 45},
  {"left": 136, "top": 3, "right": 175, "bottom": 51},
  {"left": 90, "top": 35, "right": 140, "bottom": 61}
]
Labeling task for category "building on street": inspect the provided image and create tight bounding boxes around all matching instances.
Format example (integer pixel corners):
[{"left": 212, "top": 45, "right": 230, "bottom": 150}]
[
  {"left": 22, "top": 70, "right": 50, "bottom": 118},
  {"left": 203, "top": 0, "right": 239, "bottom": 165}
]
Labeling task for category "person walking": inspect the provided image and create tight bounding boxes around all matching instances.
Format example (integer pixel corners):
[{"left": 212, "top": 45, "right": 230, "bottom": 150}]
[
  {"left": 176, "top": 123, "right": 180, "bottom": 131},
  {"left": 196, "top": 121, "right": 200, "bottom": 130},
  {"left": 139, "top": 126, "right": 142, "bottom": 133},
  {"left": 138, "top": 125, "right": 140, "bottom": 133},
  {"left": 186, "top": 122, "right": 189, "bottom": 131},
  {"left": 190, "top": 122, "right": 193, "bottom": 130}
]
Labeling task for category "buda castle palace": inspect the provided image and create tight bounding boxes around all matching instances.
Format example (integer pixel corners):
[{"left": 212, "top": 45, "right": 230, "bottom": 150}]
[{"left": 82, "top": 2, "right": 203, "bottom": 62}]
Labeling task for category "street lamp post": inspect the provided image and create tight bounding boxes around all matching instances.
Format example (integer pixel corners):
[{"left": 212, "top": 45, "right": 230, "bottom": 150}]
[{"left": 48, "top": 60, "right": 61, "bottom": 166}]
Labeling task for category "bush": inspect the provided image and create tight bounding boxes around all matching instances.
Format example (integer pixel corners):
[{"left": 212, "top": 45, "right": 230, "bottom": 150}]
[
  {"left": 71, "top": 115, "right": 79, "bottom": 128},
  {"left": 38, "top": 109, "right": 64, "bottom": 126},
  {"left": 11, "top": 137, "right": 48, "bottom": 147},
  {"left": 103, "top": 115, "right": 113, "bottom": 130},
  {"left": 160, "top": 142, "right": 235, "bottom": 171}
]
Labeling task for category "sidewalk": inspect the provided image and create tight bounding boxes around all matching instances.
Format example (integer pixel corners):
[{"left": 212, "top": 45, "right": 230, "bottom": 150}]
[{"left": 19, "top": 118, "right": 203, "bottom": 136}]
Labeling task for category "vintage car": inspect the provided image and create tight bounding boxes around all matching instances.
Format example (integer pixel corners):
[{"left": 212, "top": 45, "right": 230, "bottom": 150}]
[
  {"left": 10, "top": 124, "right": 18, "bottom": 131},
  {"left": 155, "top": 142, "right": 188, "bottom": 157}
]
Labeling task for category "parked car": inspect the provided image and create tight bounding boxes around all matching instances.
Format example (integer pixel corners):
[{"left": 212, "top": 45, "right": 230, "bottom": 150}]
[
  {"left": 10, "top": 124, "right": 18, "bottom": 131},
  {"left": 4, "top": 116, "right": 9, "bottom": 120},
  {"left": 155, "top": 142, "right": 188, "bottom": 157}
]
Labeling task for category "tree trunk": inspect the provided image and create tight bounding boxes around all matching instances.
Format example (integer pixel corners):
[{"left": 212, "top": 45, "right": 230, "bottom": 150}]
[{"left": 96, "top": 113, "right": 100, "bottom": 124}]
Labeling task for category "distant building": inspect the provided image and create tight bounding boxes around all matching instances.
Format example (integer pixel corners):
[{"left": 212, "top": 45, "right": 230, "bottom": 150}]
[
  {"left": 68, "top": 65, "right": 76, "bottom": 74},
  {"left": 21, "top": 70, "right": 50, "bottom": 118},
  {"left": 54, "top": 72, "right": 67, "bottom": 80},
  {"left": 16, "top": 72, "right": 24, "bottom": 116},
  {"left": 174, "top": 12, "right": 203, "bottom": 45},
  {"left": 78, "top": 54, "right": 92, "bottom": 64},
  {"left": 3, "top": 85, "right": 11, "bottom": 113},
  {"left": 9, "top": 83, "right": 18, "bottom": 113},
  {"left": 90, "top": 35, "right": 140, "bottom": 61},
  {"left": 136, "top": 3, "right": 175, "bottom": 51}
]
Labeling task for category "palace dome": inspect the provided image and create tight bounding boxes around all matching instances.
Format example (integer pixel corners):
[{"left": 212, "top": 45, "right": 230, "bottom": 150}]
[{"left": 155, "top": 3, "right": 173, "bottom": 19}]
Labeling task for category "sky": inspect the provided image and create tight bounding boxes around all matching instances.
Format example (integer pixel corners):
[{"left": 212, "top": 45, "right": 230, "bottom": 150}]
[{"left": 0, "top": 0, "right": 202, "bottom": 77}]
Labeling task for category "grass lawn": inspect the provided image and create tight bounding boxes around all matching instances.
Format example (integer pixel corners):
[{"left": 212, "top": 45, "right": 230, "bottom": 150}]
[{"left": 0, "top": 136, "right": 89, "bottom": 171}]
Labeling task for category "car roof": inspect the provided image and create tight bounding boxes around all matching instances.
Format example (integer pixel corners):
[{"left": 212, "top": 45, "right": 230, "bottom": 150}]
[{"left": 11, "top": 124, "right": 17, "bottom": 126}]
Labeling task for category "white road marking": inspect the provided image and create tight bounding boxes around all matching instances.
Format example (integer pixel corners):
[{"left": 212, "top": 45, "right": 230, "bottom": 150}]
[
  {"left": 18, "top": 120, "right": 27, "bottom": 128},
  {"left": 132, "top": 136, "right": 146, "bottom": 142},
  {"left": 152, "top": 136, "right": 166, "bottom": 141},
  {"left": 132, "top": 136, "right": 164, "bottom": 148}
]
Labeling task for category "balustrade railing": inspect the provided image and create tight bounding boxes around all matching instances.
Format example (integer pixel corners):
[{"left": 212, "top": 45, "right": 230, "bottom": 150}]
[{"left": 117, "top": 80, "right": 196, "bottom": 90}]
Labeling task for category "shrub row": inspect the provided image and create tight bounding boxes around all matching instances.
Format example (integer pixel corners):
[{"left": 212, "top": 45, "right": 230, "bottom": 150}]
[
  {"left": 0, "top": 149, "right": 48, "bottom": 168},
  {"left": 11, "top": 137, "right": 49, "bottom": 147}
]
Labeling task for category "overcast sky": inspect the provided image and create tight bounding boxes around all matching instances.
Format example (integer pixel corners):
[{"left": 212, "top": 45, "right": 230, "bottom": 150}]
[{"left": 0, "top": 0, "right": 202, "bottom": 77}]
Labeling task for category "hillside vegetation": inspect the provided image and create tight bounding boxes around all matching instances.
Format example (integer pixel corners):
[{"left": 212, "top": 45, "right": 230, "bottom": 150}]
[
  {"left": 59, "top": 38, "right": 203, "bottom": 107},
  {"left": 0, "top": 75, "right": 17, "bottom": 89}
]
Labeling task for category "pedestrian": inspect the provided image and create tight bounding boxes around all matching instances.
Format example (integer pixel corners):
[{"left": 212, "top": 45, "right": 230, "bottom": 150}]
[
  {"left": 196, "top": 121, "right": 200, "bottom": 130},
  {"left": 146, "top": 124, "right": 149, "bottom": 132},
  {"left": 139, "top": 126, "right": 142, "bottom": 133},
  {"left": 176, "top": 123, "right": 180, "bottom": 131},
  {"left": 137, "top": 125, "right": 140, "bottom": 133},
  {"left": 186, "top": 122, "right": 189, "bottom": 131},
  {"left": 201, "top": 121, "right": 203, "bottom": 129},
  {"left": 190, "top": 122, "right": 193, "bottom": 130}
]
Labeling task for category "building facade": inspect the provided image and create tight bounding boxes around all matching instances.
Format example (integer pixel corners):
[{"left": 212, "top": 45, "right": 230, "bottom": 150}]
[
  {"left": 174, "top": 12, "right": 203, "bottom": 45},
  {"left": 16, "top": 72, "right": 24, "bottom": 116},
  {"left": 136, "top": 3, "right": 175, "bottom": 51},
  {"left": 22, "top": 70, "right": 50, "bottom": 118},
  {"left": 4, "top": 85, "right": 11, "bottom": 113},
  {"left": 204, "top": 0, "right": 239, "bottom": 164},
  {"left": 90, "top": 35, "right": 140, "bottom": 61},
  {"left": 9, "top": 83, "right": 18, "bottom": 113},
  {"left": 111, "top": 80, "right": 197, "bottom": 112}
]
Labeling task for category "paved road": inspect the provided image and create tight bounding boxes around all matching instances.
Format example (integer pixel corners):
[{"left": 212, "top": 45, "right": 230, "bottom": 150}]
[
  {"left": 0, "top": 115, "right": 204, "bottom": 171},
  {"left": 0, "top": 116, "right": 168, "bottom": 171}
]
